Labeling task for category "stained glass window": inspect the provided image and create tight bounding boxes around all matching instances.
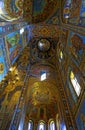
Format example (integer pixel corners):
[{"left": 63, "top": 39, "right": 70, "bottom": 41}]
[
  {"left": 38, "top": 121, "right": 46, "bottom": 130},
  {"left": 59, "top": 51, "right": 63, "bottom": 62},
  {"left": 70, "top": 71, "right": 81, "bottom": 96},
  {"left": 60, "top": 51, "right": 63, "bottom": 59},
  {"left": 49, "top": 120, "right": 55, "bottom": 130},
  {"left": 28, "top": 120, "right": 33, "bottom": 130}
]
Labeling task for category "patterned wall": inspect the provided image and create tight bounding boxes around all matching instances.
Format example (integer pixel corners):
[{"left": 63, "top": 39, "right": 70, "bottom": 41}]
[
  {"left": 67, "top": 31, "right": 85, "bottom": 66},
  {"left": 0, "top": 26, "right": 30, "bottom": 82},
  {"left": 57, "top": 28, "right": 85, "bottom": 116},
  {"left": 0, "top": 45, "right": 30, "bottom": 129},
  {"left": 5, "top": 31, "right": 23, "bottom": 65},
  {"left": 0, "top": 38, "right": 8, "bottom": 82},
  {"left": 63, "top": 0, "right": 85, "bottom": 26},
  {"left": 32, "top": 0, "right": 58, "bottom": 23},
  {"left": 29, "top": 24, "right": 60, "bottom": 39},
  {"left": 46, "top": 9, "right": 60, "bottom": 25},
  {"left": 0, "top": 0, "right": 23, "bottom": 21},
  {"left": 76, "top": 94, "right": 85, "bottom": 130}
]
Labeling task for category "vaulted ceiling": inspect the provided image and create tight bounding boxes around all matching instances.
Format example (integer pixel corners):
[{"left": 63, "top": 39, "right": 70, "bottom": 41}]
[
  {"left": 0, "top": 0, "right": 66, "bottom": 127},
  {"left": 0, "top": 0, "right": 62, "bottom": 24},
  {"left": 23, "top": 0, "right": 61, "bottom": 24}
]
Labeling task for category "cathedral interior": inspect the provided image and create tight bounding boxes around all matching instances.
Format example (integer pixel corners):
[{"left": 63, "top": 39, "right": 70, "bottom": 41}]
[{"left": 0, "top": 0, "right": 85, "bottom": 130}]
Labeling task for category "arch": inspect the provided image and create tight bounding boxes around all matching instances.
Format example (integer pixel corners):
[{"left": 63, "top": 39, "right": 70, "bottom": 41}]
[
  {"left": 56, "top": 114, "right": 60, "bottom": 130},
  {"left": 38, "top": 120, "right": 46, "bottom": 130},
  {"left": 60, "top": 51, "right": 63, "bottom": 60},
  {"left": 63, "top": 0, "right": 72, "bottom": 19}
]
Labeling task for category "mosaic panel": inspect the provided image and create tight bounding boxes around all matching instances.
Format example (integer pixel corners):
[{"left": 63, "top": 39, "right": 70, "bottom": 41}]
[
  {"left": 76, "top": 95, "right": 85, "bottom": 130},
  {"left": 0, "top": 38, "right": 8, "bottom": 82},
  {"left": 30, "top": 25, "right": 60, "bottom": 39},
  {"left": 5, "top": 31, "right": 23, "bottom": 64},
  {"left": 63, "top": 0, "right": 85, "bottom": 26},
  {"left": 68, "top": 31, "right": 85, "bottom": 65}
]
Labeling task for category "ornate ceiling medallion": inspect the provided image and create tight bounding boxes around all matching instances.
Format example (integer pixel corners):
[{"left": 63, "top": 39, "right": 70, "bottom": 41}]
[{"left": 38, "top": 39, "right": 50, "bottom": 52}]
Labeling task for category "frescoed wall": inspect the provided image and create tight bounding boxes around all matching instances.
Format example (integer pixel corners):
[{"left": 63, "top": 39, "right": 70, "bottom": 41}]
[
  {"left": 0, "top": 27, "right": 2, "bottom": 35},
  {"left": 63, "top": 0, "right": 85, "bottom": 26},
  {"left": 0, "top": 25, "right": 14, "bottom": 36},
  {"left": 79, "top": 0, "right": 85, "bottom": 26},
  {"left": 0, "top": 26, "right": 30, "bottom": 82},
  {"left": 46, "top": 10, "right": 60, "bottom": 24},
  {"left": 76, "top": 96, "right": 85, "bottom": 130},
  {"left": 68, "top": 31, "right": 85, "bottom": 65},
  {"left": 63, "top": 0, "right": 72, "bottom": 19},
  {"left": 0, "top": 0, "right": 23, "bottom": 21},
  {"left": 29, "top": 25, "right": 60, "bottom": 40},
  {"left": 5, "top": 31, "right": 23, "bottom": 64},
  {"left": 0, "top": 38, "right": 8, "bottom": 82},
  {"left": 57, "top": 29, "right": 68, "bottom": 84},
  {"left": 33, "top": 0, "right": 46, "bottom": 16},
  {"left": 32, "top": 0, "right": 58, "bottom": 23},
  {"left": 57, "top": 28, "right": 85, "bottom": 120},
  {"left": 68, "top": 0, "right": 81, "bottom": 25}
]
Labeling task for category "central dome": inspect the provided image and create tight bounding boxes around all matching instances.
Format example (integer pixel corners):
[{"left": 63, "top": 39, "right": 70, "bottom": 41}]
[{"left": 38, "top": 39, "right": 50, "bottom": 52}]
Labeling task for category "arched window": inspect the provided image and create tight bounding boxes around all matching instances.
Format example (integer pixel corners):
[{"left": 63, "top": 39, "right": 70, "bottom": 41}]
[
  {"left": 49, "top": 120, "right": 56, "bottom": 130},
  {"left": 28, "top": 120, "right": 33, "bottom": 130},
  {"left": 59, "top": 50, "right": 64, "bottom": 63},
  {"left": 56, "top": 114, "right": 60, "bottom": 130},
  {"left": 60, "top": 51, "right": 63, "bottom": 60},
  {"left": 60, "top": 122, "right": 67, "bottom": 130},
  {"left": 38, "top": 121, "right": 46, "bottom": 130},
  {"left": 70, "top": 71, "right": 81, "bottom": 96}
]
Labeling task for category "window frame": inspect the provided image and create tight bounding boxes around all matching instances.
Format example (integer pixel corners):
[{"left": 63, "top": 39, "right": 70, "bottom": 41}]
[
  {"left": 70, "top": 71, "right": 81, "bottom": 96},
  {"left": 27, "top": 120, "right": 33, "bottom": 130},
  {"left": 38, "top": 120, "right": 46, "bottom": 130},
  {"left": 49, "top": 120, "right": 56, "bottom": 130}
]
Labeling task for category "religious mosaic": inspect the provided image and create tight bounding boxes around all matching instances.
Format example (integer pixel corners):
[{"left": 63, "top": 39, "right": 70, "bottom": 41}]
[
  {"left": 76, "top": 95, "right": 85, "bottom": 130},
  {"left": 68, "top": 31, "right": 85, "bottom": 65},
  {"left": 63, "top": 0, "right": 85, "bottom": 26},
  {"left": 0, "top": 38, "right": 8, "bottom": 82},
  {"left": 5, "top": 31, "right": 23, "bottom": 64}
]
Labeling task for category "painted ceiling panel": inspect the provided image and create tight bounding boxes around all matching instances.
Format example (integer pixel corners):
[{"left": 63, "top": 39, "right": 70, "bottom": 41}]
[
  {"left": 0, "top": 0, "right": 23, "bottom": 21},
  {"left": 33, "top": 0, "right": 46, "bottom": 15},
  {"left": 32, "top": 0, "right": 58, "bottom": 23}
]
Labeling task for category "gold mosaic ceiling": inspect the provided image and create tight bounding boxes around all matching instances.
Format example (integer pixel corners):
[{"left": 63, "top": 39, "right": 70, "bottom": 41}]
[
  {"left": 23, "top": 0, "right": 60, "bottom": 23},
  {"left": 25, "top": 75, "right": 60, "bottom": 121},
  {"left": 0, "top": 0, "right": 61, "bottom": 124},
  {"left": 23, "top": 36, "right": 60, "bottom": 121}
]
